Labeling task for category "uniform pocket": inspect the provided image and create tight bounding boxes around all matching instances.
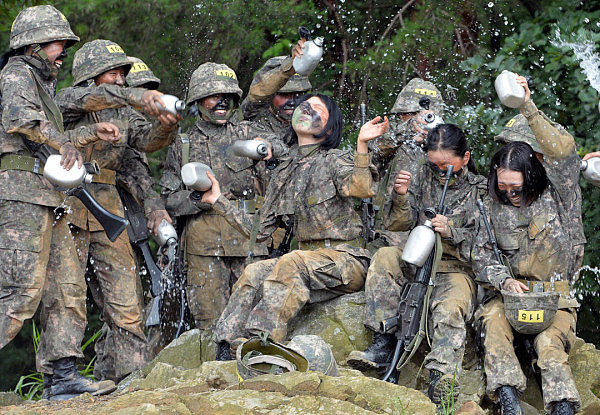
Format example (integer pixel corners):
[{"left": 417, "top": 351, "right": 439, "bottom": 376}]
[
  {"left": 495, "top": 232, "right": 519, "bottom": 251},
  {"left": 0, "top": 229, "right": 44, "bottom": 289}
]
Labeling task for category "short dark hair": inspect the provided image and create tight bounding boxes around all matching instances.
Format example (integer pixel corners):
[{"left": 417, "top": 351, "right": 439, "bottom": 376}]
[
  {"left": 284, "top": 93, "right": 343, "bottom": 150},
  {"left": 488, "top": 141, "right": 548, "bottom": 207},
  {"left": 424, "top": 123, "right": 477, "bottom": 174}
]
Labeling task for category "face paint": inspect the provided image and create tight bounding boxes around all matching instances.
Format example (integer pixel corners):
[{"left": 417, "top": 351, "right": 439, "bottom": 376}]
[{"left": 291, "top": 100, "right": 323, "bottom": 132}]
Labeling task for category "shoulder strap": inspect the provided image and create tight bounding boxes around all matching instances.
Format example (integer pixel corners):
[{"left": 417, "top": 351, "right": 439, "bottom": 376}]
[
  {"left": 180, "top": 133, "right": 190, "bottom": 166},
  {"left": 28, "top": 68, "right": 64, "bottom": 134}
]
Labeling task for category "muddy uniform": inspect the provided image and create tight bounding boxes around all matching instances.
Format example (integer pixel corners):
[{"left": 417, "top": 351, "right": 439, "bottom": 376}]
[
  {"left": 213, "top": 144, "right": 377, "bottom": 343},
  {"left": 54, "top": 83, "right": 176, "bottom": 381},
  {"left": 160, "top": 119, "right": 281, "bottom": 329},
  {"left": 365, "top": 160, "right": 485, "bottom": 376},
  {"left": 0, "top": 55, "right": 133, "bottom": 372},
  {"left": 472, "top": 100, "right": 581, "bottom": 411},
  {"left": 241, "top": 56, "right": 311, "bottom": 138}
]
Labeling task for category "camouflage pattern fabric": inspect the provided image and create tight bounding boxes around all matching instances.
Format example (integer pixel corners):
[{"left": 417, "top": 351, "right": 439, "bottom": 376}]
[
  {"left": 10, "top": 5, "right": 79, "bottom": 50},
  {"left": 370, "top": 118, "right": 425, "bottom": 178},
  {"left": 287, "top": 334, "right": 338, "bottom": 376},
  {"left": 212, "top": 143, "right": 377, "bottom": 343},
  {"left": 186, "top": 62, "right": 242, "bottom": 105},
  {"left": 479, "top": 297, "right": 580, "bottom": 411},
  {"left": 117, "top": 146, "right": 164, "bottom": 214},
  {"left": 472, "top": 99, "right": 581, "bottom": 410},
  {"left": 72, "top": 39, "right": 131, "bottom": 86},
  {"left": 0, "top": 201, "right": 85, "bottom": 373},
  {"left": 241, "top": 56, "right": 311, "bottom": 138},
  {"left": 159, "top": 118, "right": 279, "bottom": 327},
  {"left": 389, "top": 78, "right": 445, "bottom": 114},
  {"left": 126, "top": 57, "right": 160, "bottom": 89}
]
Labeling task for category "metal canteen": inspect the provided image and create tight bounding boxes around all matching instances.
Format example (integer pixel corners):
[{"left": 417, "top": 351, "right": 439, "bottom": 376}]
[
  {"left": 293, "top": 36, "right": 324, "bottom": 76},
  {"left": 156, "top": 94, "right": 186, "bottom": 115},
  {"left": 43, "top": 154, "right": 93, "bottom": 187},
  {"left": 423, "top": 112, "right": 444, "bottom": 131},
  {"left": 581, "top": 157, "right": 600, "bottom": 187},
  {"left": 401, "top": 220, "right": 436, "bottom": 267},
  {"left": 231, "top": 140, "right": 268, "bottom": 160},
  {"left": 494, "top": 70, "right": 526, "bottom": 108},
  {"left": 181, "top": 162, "right": 213, "bottom": 191},
  {"left": 156, "top": 219, "right": 177, "bottom": 247}
]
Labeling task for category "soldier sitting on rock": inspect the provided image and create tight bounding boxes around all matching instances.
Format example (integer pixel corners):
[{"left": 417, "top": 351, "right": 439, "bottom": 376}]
[{"left": 197, "top": 93, "right": 388, "bottom": 360}]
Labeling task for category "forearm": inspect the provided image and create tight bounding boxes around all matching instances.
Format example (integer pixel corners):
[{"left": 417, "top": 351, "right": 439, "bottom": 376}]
[
  {"left": 338, "top": 151, "right": 377, "bottom": 198},
  {"left": 132, "top": 121, "right": 177, "bottom": 153},
  {"left": 520, "top": 100, "right": 575, "bottom": 158},
  {"left": 57, "top": 85, "right": 146, "bottom": 122},
  {"left": 247, "top": 56, "right": 295, "bottom": 103},
  {"left": 384, "top": 191, "right": 413, "bottom": 231}
]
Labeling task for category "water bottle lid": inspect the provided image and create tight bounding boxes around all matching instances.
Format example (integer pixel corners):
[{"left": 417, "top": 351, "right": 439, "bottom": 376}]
[
  {"left": 313, "top": 37, "right": 324, "bottom": 47},
  {"left": 175, "top": 100, "right": 186, "bottom": 111},
  {"left": 580, "top": 159, "right": 587, "bottom": 171}
]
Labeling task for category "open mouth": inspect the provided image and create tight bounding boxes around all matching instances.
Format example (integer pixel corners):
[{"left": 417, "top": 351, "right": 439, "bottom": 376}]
[{"left": 54, "top": 60, "right": 63, "bottom": 69}]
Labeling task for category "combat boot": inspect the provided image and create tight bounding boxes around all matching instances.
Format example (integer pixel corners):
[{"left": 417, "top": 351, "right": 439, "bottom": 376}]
[
  {"left": 346, "top": 332, "right": 395, "bottom": 371},
  {"left": 551, "top": 400, "right": 575, "bottom": 415},
  {"left": 49, "top": 357, "right": 116, "bottom": 401},
  {"left": 41, "top": 374, "right": 52, "bottom": 400},
  {"left": 216, "top": 341, "right": 231, "bottom": 361},
  {"left": 427, "top": 369, "right": 460, "bottom": 405},
  {"left": 497, "top": 385, "right": 524, "bottom": 415}
]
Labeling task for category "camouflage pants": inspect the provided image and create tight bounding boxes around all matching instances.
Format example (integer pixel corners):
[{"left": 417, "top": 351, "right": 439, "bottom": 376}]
[
  {"left": 364, "top": 246, "right": 476, "bottom": 375},
  {"left": 0, "top": 200, "right": 85, "bottom": 372},
  {"left": 72, "top": 225, "right": 147, "bottom": 381},
  {"left": 186, "top": 254, "right": 249, "bottom": 329},
  {"left": 215, "top": 248, "right": 367, "bottom": 343},
  {"left": 479, "top": 297, "right": 581, "bottom": 411}
]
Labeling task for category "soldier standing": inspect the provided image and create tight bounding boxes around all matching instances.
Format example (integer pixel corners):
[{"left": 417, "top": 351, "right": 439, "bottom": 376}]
[
  {"left": 53, "top": 39, "right": 179, "bottom": 382},
  {"left": 159, "top": 63, "right": 282, "bottom": 333},
  {"left": 347, "top": 124, "right": 485, "bottom": 406},
  {"left": 472, "top": 76, "right": 581, "bottom": 415},
  {"left": 198, "top": 94, "right": 388, "bottom": 359},
  {"left": 0, "top": 5, "right": 131, "bottom": 400}
]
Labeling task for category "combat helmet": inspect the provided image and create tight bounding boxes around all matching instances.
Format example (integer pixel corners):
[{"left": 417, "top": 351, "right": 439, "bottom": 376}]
[
  {"left": 186, "top": 62, "right": 243, "bottom": 105},
  {"left": 251, "top": 56, "right": 312, "bottom": 94},
  {"left": 126, "top": 57, "right": 160, "bottom": 89},
  {"left": 494, "top": 114, "right": 542, "bottom": 153},
  {"left": 287, "top": 335, "right": 338, "bottom": 376},
  {"left": 72, "top": 39, "right": 131, "bottom": 86},
  {"left": 390, "top": 78, "right": 445, "bottom": 115},
  {"left": 236, "top": 335, "right": 309, "bottom": 380},
  {"left": 502, "top": 290, "right": 559, "bottom": 335},
  {"left": 10, "top": 5, "right": 79, "bottom": 50}
]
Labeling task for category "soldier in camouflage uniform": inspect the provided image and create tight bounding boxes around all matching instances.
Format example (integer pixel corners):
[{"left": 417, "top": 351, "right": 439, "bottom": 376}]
[
  {"left": 240, "top": 39, "right": 311, "bottom": 138},
  {"left": 52, "top": 39, "right": 179, "bottom": 382},
  {"left": 0, "top": 5, "right": 149, "bottom": 400},
  {"left": 198, "top": 94, "right": 388, "bottom": 359},
  {"left": 348, "top": 124, "right": 486, "bottom": 405},
  {"left": 159, "top": 62, "right": 283, "bottom": 331},
  {"left": 494, "top": 113, "right": 586, "bottom": 283},
  {"left": 472, "top": 76, "right": 581, "bottom": 415}
]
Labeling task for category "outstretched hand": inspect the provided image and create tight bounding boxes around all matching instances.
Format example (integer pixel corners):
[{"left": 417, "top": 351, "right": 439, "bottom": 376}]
[
  {"left": 357, "top": 116, "right": 389, "bottom": 153},
  {"left": 583, "top": 151, "right": 600, "bottom": 161},
  {"left": 95, "top": 122, "right": 120, "bottom": 143},
  {"left": 200, "top": 171, "right": 222, "bottom": 205}
]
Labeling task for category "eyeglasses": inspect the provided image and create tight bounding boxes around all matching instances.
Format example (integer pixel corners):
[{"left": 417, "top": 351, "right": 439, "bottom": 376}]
[{"left": 427, "top": 161, "right": 460, "bottom": 178}]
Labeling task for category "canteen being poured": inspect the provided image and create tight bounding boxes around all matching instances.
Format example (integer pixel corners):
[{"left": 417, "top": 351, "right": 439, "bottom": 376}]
[
  {"left": 494, "top": 70, "right": 526, "bottom": 108},
  {"left": 581, "top": 157, "right": 600, "bottom": 188},
  {"left": 156, "top": 219, "right": 177, "bottom": 247},
  {"left": 293, "top": 26, "right": 323, "bottom": 77},
  {"left": 43, "top": 154, "right": 97, "bottom": 187},
  {"left": 231, "top": 140, "right": 268, "bottom": 160},
  {"left": 156, "top": 94, "right": 186, "bottom": 115},
  {"left": 181, "top": 162, "right": 214, "bottom": 191}
]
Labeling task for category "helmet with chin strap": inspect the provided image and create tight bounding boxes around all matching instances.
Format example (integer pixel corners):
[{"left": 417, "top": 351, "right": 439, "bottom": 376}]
[{"left": 10, "top": 5, "right": 79, "bottom": 50}]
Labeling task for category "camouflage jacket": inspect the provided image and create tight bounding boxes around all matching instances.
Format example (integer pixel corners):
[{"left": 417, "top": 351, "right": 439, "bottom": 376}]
[
  {"left": 370, "top": 118, "right": 424, "bottom": 176},
  {"left": 1, "top": 56, "right": 123, "bottom": 207},
  {"left": 56, "top": 85, "right": 177, "bottom": 230},
  {"left": 387, "top": 159, "right": 487, "bottom": 272},
  {"left": 240, "top": 57, "right": 295, "bottom": 138},
  {"left": 472, "top": 100, "right": 580, "bottom": 294},
  {"left": 160, "top": 118, "right": 281, "bottom": 257},
  {"left": 213, "top": 144, "right": 378, "bottom": 258},
  {"left": 117, "top": 146, "right": 164, "bottom": 214}
]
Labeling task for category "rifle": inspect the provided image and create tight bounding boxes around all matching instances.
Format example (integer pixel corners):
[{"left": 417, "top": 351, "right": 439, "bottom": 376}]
[
  {"left": 116, "top": 186, "right": 165, "bottom": 327},
  {"left": 380, "top": 165, "right": 453, "bottom": 383},
  {"left": 24, "top": 141, "right": 128, "bottom": 242},
  {"left": 476, "top": 199, "right": 543, "bottom": 391},
  {"left": 270, "top": 218, "right": 294, "bottom": 258},
  {"left": 359, "top": 102, "right": 377, "bottom": 243}
]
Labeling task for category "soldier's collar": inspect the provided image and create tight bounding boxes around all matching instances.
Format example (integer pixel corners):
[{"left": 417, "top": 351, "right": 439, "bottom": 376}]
[{"left": 298, "top": 143, "right": 320, "bottom": 157}]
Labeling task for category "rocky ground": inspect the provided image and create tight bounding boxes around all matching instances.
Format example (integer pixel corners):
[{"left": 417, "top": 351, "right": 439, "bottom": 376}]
[{"left": 1, "top": 292, "right": 599, "bottom": 414}]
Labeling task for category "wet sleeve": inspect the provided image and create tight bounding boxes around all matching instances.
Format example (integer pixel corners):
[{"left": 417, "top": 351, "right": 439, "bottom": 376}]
[
  {"left": 334, "top": 151, "right": 378, "bottom": 198},
  {"left": 117, "top": 147, "right": 165, "bottom": 214},
  {"left": 127, "top": 107, "right": 176, "bottom": 153},
  {"left": 212, "top": 194, "right": 278, "bottom": 243},
  {"left": 370, "top": 120, "right": 414, "bottom": 173}
]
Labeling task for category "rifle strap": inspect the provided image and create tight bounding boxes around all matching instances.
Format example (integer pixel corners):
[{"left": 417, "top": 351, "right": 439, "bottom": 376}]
[
  {"left": 180, "top": 133, "right": 190, "bottom": 165},
  {"left": 397, "top": 233, "right": 443, "bottom": 371},
  {"left": 247, "top": 207, "right": 261, "bottom": 263}
]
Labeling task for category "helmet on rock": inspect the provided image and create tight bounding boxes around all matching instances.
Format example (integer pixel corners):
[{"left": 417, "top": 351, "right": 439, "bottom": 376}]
[
  {"left": 236, "top": 335, "right": 309, "bottom": 380},
  {"left": 287, "top": 335, "right": 338, "bottom": 376},
  {"left": 72, "top": 39, "right": 131, "bottom": 86},
  {"left": 10, "top": 5, "right": 79, "bottom": 50},
  {"left": 503, "top": 290, "right": 559, "bottom": 335}
]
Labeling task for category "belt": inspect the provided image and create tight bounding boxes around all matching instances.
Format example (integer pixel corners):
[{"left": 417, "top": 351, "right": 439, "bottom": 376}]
[
  {"left": 0, "top": 154, "right": 44, "bottom": 174},
  {"left": 231, "top": 195, "right": 264, "bottom": 214},
  {"left": 298, "top": 237, "right": 365, "bottom": 250},
  {"left": 516, "top": 279, "right": 570, "bottom": 296},
  {"left": 91, "top": 168, "right": 116, "bottom": 185}
]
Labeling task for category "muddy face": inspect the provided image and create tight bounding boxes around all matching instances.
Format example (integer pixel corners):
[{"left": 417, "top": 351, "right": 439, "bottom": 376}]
[{"left": 291, "top": 97, "right": 329, "bottom": 136}]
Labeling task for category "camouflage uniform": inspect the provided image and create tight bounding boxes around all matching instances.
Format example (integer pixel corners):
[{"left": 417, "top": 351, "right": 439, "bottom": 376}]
[
  {"left": 53, "top": 40, "right": 177, "bottom": 381},
  {"left": 0, "top": 7, "right": 90, "bottom": 372},
  {"left": 364, "top": 159, "right": 486, "bottom": 376},
  {"left": 472, "top": 99, "right": 581, "bottom": 411},
  {"left": 494, "top": 113, "right": 586, "bottom": 282},
  {"left": 213, "top": 143, "right": 377, "bottom": 343},
  {"left": 160, "top": 63, "right": 282, "bottom": 330},
  {"left": 240, "top": 56, "right": 312, "bottom": 138}
]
